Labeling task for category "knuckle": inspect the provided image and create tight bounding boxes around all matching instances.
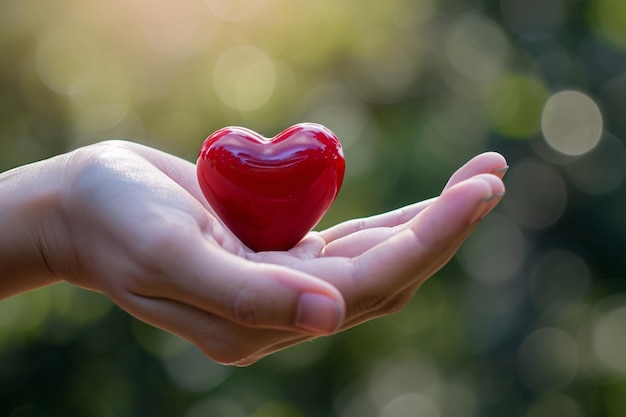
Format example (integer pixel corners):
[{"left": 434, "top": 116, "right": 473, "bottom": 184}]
[
  {"left": 354, "top": 291, "right": 411, "bottom": 317},
  {"left": 356, "top": 294, "right": 387, "bottom": 314},
  {"left": 197, "top": 336, "right": 261, "bottom": 366},
  {"left": 131, "top": 221, "right": 193, "bottom": 277},
  {"left": 380, "top": 293, "right": 411, "bottom": 316},
  {"left": 348, "top": 260, "right": 416, "bottom": 319},
  {"left": 355, "top": 218, "right": 368, "bottom": 233},
  {"left": 232, "top": 285, "right": 263, "bottom": 326}
]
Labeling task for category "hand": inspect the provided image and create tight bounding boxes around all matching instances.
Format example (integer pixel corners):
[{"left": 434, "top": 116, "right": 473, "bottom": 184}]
[{"left": 12, "top": 140, "right": 506, "bottom": 365}]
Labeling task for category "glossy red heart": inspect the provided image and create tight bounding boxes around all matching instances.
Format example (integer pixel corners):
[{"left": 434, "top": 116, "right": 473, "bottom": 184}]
[{"left": 196, "top": 123, "right": 345, "bottom": 251}]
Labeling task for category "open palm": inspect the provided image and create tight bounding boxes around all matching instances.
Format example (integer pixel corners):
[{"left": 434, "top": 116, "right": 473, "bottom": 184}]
[{"left": 54, "top": 140, "right": 506, "bottom": 365}]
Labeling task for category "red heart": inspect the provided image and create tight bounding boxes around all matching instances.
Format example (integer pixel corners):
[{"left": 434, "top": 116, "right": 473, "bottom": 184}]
[{"left": 196, "top": 123, "right": 345, "bottom": 251}]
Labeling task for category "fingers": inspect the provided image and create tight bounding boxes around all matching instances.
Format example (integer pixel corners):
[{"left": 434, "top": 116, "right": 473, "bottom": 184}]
[
  {"left": 322, "top": 226, "right": 397, "bottom": 258},
  {"left": 101, "top": 144, "right": 508, "bottom": 362},
  {"left": 319, "top": 198, "right": 436, "bottom": 244},
  {"left": 124, "top": 220, "right": 346, "bottom": 335},
  {"left": 346, "top": 173, "right": 505, "bottom": 308},
  {"left": 288, "top": 173, "right": 504, "bottom": 323},
  {"left": 115, "top": 293, "right": 308, "bottom": 365},
  {"left": 443, "top": 151, "right": 508, "bottom": 192},
  {"left": 320, "top": 152, "right": 507, "bottom": 244},
  {"left": 322, "top": 174, "right": 504, "bottom": 318},
  {"left": 109, "top": 140, "right": 217, "bottom": 214}
]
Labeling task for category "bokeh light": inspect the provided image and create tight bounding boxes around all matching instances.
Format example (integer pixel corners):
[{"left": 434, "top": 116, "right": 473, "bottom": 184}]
[
  {"left": 458, "top": 213, "right": 526, "bottom": 284},
  {"left": 185, "top": 396, "right": 247, "bottom": 417},
  {"left": 213, "top": 46, "right": 277, "bottom": 112},
  {"left": 591, "top": 0, "right": 626, "bottom": 49},
  {"left": 523, "top": 394, "right": 583, "bottom": 417},
  {"left": 368, "top": 354, "right": 441, "bottom": 411},
  {"left": 2, "top": 0, "right": 626, "bottom": 416},
  {"left": 163, "top": 344, "right": 233, "bottom": 392},
  {"left": 501, "top": 0, "right": 567, "bottom": 41},
  {"left": 380, "top": 393, "right": 440, "bottom": 417},
  {"left": 501, "top": 159, "right": 567, "bottom": 229},
  {"left": 483, "top": 73, "right": 549, "bottom": 138},
  {"left": 444, "top": 15, "right": 510, "bottom": 83},
  {"left": 529, "top": 249, "right": 592, "bottom": 311},
  {"left": 516, "top": 327, "right": 579, "bottom": 392},
  {"left": 249, "top": 401, "right": 305, "bottom": 417},
  {"left": 564, "top": 133, "right": 626, "bottom": 195},
  {"left": 541, "top": 90, "right": 603, "bottom": 156},
  {"left": 593, "top": 304, "right": 626, "bottom": 374},
  {"left": 205, "top": 0, "right": 268, "bottom": 22}
]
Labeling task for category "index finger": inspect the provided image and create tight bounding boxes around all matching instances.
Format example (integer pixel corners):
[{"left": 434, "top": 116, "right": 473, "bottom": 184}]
[
  {"left": 320, "top": 151, "right": 507, "bottom": 243},
  {"left": 350, "top": 174, "right": 505, "bottom": 297},
  {"left": 282, "top": 174, "right": 505, "bottom": 324}
]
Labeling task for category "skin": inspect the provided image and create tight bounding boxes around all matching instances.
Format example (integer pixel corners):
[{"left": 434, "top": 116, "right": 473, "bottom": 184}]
[{"left": 0, "top": 140, "right": 506, "bottom": 365}]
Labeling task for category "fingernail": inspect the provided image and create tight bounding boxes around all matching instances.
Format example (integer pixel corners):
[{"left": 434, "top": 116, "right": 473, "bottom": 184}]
[
  {"left": 493, "top": 166, "right": 509, "bottom": 179},
  {"left": 296, "top": 293, "right": 343, "bottom": 334},
  {"left": 472, "top": 191, "right": 505, "bottom": 223}
]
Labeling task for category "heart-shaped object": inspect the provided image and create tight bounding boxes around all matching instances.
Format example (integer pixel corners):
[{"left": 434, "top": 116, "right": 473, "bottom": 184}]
[{"left": 196, "top": 123, "right": 345, "bottom": 251}]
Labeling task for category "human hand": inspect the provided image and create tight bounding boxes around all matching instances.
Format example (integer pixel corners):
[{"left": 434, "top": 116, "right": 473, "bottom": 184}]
[{"left": 14, "top": 140, "right": 505, "bottom": 365}]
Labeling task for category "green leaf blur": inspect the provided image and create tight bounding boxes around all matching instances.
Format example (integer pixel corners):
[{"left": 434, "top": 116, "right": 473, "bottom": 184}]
[{"left": 2, "top": 0, "right": 626, "bottom": 416}]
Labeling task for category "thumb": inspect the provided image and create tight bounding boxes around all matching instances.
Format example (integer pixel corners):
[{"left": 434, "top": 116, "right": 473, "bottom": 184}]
[
  {"left": 209, "top": 248, "right": 346, "bottom": 335},
  {"left": 113, "top": 226, "right": 346, "bottom": 335}
]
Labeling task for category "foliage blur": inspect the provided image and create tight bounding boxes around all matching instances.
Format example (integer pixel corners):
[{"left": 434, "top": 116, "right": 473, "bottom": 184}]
[{"left": 2, "top": 0, "right": 626, "bottom": 416}]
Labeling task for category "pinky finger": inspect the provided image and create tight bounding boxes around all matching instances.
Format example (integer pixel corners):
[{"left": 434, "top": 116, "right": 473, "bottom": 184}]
[
  {"left": 319, "top": 198, "right": 436, "bottom": 244},
  {"left": 113, "top": 292, "right": 301, "bottom": 366},
  {"left": 443, "top": 152, "right": 508, "bottom": 192}
]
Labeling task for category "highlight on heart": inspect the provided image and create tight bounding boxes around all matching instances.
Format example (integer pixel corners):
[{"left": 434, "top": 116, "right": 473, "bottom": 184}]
[{"left": 196, "top": 123, "right": 345, "bottom": 251}]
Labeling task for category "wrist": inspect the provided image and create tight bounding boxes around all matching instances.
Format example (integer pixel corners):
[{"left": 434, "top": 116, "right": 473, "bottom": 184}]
[{"left": 0, "top": 155, "right": 70, "bottom": 298}]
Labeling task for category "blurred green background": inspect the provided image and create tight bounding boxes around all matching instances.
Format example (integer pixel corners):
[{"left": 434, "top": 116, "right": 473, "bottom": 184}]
[{"left": 2, "top": 0, "right": 626, "bottom": 416}]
